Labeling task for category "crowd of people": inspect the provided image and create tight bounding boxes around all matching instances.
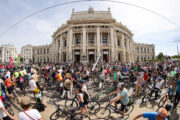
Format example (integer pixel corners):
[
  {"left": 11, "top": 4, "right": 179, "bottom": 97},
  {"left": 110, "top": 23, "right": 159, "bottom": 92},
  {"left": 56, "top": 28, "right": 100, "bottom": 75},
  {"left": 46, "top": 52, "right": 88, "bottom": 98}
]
[{"left": 0, "top": 60, "right": 179, "bottom": 120}]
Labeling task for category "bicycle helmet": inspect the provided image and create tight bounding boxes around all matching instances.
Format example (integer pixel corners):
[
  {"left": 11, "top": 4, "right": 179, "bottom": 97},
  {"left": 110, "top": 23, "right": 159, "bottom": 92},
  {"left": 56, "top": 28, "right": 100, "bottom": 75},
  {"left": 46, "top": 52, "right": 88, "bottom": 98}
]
[
  {"left": 158, "top": 108, "right": 168, "bottom": 118},
  {"left": 34, "top": 89, "right": 40, "bottom": 93},
  {"left": 117, "top": 83, "right": 124, "bottom": 88}
]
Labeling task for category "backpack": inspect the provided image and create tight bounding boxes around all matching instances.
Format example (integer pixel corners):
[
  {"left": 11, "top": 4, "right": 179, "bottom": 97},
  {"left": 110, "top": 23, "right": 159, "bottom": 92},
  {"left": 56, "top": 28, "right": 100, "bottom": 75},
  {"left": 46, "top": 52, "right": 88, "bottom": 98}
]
[
  {"left": 36, "top": 99, "right": 45, "bottom": 112},
  {"left": 83, "top": 91, "right": 89, "bottom": 104}
]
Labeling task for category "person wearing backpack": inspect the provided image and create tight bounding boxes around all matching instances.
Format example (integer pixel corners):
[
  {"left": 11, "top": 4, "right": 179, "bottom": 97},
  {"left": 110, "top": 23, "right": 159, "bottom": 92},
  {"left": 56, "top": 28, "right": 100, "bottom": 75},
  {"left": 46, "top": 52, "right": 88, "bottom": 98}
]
[
  {"left": 61, "top": 73, "right": 72, "bottom": 99},
  {"left": 78, "top": 87, "right": 89, "bottom": 116},
  {"left": 34, "top": 89, "right": 46, "bottom": 112}
]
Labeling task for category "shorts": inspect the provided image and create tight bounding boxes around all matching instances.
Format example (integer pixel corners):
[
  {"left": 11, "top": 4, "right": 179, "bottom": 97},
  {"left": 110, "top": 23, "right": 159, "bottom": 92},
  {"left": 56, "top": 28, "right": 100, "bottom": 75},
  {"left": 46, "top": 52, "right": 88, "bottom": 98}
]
[
  {"left": 116, "top": 100, "right": 126, "bottom": 111},
  {"left": 7, "top": 86, "right": 13, "bottom": 94},
  {"left": 2, "top": 116, "right": 12, "bottom": 120},
  {"left": 80, "top": 102, "right": 85, "bottom": 108},
  {"left": 64, "top": 87, "right": 70, "bottom": 91}
]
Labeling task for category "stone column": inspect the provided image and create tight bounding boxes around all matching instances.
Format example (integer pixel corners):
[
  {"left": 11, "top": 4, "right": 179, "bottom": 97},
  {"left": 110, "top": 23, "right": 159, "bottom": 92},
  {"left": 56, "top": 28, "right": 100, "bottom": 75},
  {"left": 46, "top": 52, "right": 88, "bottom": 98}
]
[
  {"left": 114, "top": 31, "right": 118, "bottom": 61},
  {"left": 121, "top": 33, "right": 126, "bottom": 62},
  {"left": 82, "top": 26, "right": 87, "bottom": 62},
  {"left": 60, "top": 35, "right": 63, "bottom": 62},
  {"left": 127, "top": 37, "right": 130, "bottom": 62},
  {"left": 96, "top": 27, "right": 101, "bottom": 55},
  {"left": 66, "top": 33, "right": 69, "bottom": 62},
  {"left": 110, "top": 27, "right": 115, "bottom": 62},
  {"left": 68, "top": 28, "right": 73, "bottom": 61}
]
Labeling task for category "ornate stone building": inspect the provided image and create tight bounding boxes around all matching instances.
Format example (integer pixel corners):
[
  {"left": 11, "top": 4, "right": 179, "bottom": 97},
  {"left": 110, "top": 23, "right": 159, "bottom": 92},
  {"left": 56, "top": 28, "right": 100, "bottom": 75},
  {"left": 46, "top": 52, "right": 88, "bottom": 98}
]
[
  {"left": 32, "top": 8, "right": 155, "bottom": 63},
  {"left": 21, "top": 45, "right": 33, "bottom": 63},
  {"left": 135, "top": 43, "right": 155, "bottom": 62},
  {"left": 33, "top": 45, "right": 51, "bottom": 63},
  {"left": 0, "top": 45, "right": 17, "bottom": 63}
]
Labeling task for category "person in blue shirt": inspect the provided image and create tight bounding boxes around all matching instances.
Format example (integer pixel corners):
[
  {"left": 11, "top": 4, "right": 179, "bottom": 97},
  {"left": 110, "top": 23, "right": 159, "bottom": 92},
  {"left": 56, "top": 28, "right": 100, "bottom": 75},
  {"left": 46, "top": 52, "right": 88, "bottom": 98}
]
[
  {"left": 133, "top": 108, "right": 168, "bottom": 120},
  {"left": 174, "top": 80, "right": 180, "bottom": 107}
]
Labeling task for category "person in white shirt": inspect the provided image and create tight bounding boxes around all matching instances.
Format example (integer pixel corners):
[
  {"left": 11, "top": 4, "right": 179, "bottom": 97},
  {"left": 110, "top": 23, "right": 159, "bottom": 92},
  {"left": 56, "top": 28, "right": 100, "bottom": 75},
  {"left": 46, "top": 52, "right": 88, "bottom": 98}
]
[
  {"left": 29, "top": 77, "right": 37, "bottom": 92},
  {"left": 150, "top": 78, "right": 163, "bottom": 99},
  {"left": 58, "top": 67, "right": 63, "bottom": 75},
  {"left": 0, "top": 100, "right": 15, "bottom": 120},
  {"left": 79, "top": 80, "right": 87, "bottom": 92},
  {"left": 19, "top": 97, "right": 42, "bottom": 120}
]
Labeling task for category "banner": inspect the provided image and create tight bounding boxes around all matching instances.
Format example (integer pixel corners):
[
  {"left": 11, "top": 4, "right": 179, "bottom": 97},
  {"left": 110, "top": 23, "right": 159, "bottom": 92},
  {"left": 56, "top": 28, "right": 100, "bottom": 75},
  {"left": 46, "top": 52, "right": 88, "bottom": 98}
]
[
  {"left": 16, "top": 56, "right": 21, "bottom": 66},
  {"left": 9, "top": 57, "right": 15, "bottom": 68},
  {"left": 92, "top": 53, "right": 101, "bottom": 72}
]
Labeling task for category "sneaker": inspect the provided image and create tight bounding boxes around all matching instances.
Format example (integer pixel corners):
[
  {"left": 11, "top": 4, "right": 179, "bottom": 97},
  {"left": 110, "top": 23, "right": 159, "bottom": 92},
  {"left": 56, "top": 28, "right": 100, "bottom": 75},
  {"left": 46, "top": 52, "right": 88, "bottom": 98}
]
[{"left": 121, "top": 118, "right": 124, "bottom": 120}]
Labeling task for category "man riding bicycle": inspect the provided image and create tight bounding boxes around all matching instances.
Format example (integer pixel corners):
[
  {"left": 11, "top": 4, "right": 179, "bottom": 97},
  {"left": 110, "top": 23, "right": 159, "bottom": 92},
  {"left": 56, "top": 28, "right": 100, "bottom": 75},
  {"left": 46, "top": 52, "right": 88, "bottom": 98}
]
[{"left": 108, "top": 83, "right": 129, "bottom": 120}]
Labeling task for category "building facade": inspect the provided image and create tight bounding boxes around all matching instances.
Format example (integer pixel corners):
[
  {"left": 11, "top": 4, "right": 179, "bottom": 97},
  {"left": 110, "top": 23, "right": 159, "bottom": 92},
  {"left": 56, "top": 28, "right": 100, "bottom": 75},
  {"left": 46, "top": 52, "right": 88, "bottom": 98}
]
[
  {"left": 21, "top": 45, "right": 33, "bottom": 63},
  {"left": 135, "top": 43, "right": 155, "bottom": 62},
  {"left": 32, "top": 8, "right": 155, "bottom": 63},
  {"left": 0, "top": 45, "right": 17, "bottom": 63},
  {"left": 33, "top": 45, "right": 51, "bottom": 63}
]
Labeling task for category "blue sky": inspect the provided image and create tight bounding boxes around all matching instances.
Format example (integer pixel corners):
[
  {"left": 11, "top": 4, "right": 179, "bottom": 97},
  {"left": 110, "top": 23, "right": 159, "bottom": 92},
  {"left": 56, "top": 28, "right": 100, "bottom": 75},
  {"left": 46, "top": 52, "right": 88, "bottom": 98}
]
[{"left": 0, "top": 0, "right": 180, "bottom": 56}]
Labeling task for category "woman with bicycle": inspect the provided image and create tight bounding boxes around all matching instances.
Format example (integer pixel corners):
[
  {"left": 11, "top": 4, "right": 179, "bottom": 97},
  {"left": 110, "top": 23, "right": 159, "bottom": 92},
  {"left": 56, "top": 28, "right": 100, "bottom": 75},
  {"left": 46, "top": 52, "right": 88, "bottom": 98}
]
[{"left": 77, "top": 86, "right": 89, "bottom": 116}]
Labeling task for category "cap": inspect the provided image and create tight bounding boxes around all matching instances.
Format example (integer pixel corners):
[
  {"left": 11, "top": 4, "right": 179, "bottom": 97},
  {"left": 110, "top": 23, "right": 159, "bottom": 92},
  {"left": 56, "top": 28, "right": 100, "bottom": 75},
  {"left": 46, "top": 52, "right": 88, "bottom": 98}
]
[
  {"left": 158, "top": 108, "right": 168, "bottom": 118},
  {"left": 79, "top": 80, "right": 85, "bottom": 84}
]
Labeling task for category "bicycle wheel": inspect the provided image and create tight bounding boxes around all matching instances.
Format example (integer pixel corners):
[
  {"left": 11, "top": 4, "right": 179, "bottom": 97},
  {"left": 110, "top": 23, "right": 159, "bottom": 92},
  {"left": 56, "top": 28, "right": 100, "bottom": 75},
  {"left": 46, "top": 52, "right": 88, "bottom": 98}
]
[
  {"left": 65, "top": 99, "right": 79, "bottom": 111},
  {"left": 142, "top": 94, "right": 150, "bottom": 104},
  {"left": 87, "top": 101, "right": 100, "bottom": 114},
  {"left": 125, "top": 104, "right": 134, "bottom": 115},
  {"left": 6, "top": 106, "right": 14, "bottom": 116},
  {"left": 95, "top": 107, "right": 111, "bottom": 119},
  {"left": 158, "top": 96, "right": 167, "bottom": 107},
  {"left": 74, "top": 114, "right": 91, "bottom": 120},
  {"left": 50, "top": 111, "right": 62, "bottom": 120}
]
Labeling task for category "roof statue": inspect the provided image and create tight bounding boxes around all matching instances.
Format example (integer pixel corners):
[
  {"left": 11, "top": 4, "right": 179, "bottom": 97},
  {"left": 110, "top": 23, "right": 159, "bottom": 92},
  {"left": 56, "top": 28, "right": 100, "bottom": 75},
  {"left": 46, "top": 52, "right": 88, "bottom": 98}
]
[{"left": 88, "top": 7, "right": 94, "bottom": 13}]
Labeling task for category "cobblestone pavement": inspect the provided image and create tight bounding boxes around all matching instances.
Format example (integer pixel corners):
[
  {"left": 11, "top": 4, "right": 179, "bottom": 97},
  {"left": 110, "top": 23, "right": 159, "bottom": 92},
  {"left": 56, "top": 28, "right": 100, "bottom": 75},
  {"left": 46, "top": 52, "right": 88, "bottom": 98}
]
[{"left": 11, "top": 87, "right": 180, "bottom": 120}]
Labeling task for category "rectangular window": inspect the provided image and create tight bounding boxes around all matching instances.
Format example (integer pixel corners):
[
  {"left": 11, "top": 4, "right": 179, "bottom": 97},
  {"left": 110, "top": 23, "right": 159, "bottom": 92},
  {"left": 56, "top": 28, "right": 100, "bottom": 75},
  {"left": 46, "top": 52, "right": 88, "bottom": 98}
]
[
  {"left": 64, "top": 39, "right": 67, "bottom": 47},
  {"left": 102, "top": 37, "right": 107, "bottom": 45},
  {"left": 117, "top": 39, "right": 120, "bottom": 47},
  {"left": 76, "top": 37, "right": 81, "bottom": 45},
  {"left": 89, "top": 35, "right": 94, "bottom": 44}
]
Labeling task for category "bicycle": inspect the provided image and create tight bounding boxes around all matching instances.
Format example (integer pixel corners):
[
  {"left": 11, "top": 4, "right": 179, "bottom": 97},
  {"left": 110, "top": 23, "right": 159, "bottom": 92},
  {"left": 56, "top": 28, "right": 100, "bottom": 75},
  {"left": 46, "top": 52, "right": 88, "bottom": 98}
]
[
  {"left": 65, "top": 94, "right": 100, "bottom": 114},
  {"left": 158, "top": 87, "right": 175, "bottom": 107},
  {"left": 50, "top": 99, "right": 91, "bottom": 120},
  {"left": 4, "top": 100, "right": 14, "bottom": 116},
  {"left": 141, "top": 87, "right": 162, "bottom": 104},
  {"left": 94, "top": 96, "right": 134, "bottom": 119}
]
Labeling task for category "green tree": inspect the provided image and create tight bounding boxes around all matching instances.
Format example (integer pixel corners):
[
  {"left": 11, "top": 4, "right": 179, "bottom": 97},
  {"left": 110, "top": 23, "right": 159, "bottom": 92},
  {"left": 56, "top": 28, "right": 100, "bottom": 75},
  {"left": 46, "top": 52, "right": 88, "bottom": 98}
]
[{"left": 157, "top": 52, "right": 164, "bottom": 60}]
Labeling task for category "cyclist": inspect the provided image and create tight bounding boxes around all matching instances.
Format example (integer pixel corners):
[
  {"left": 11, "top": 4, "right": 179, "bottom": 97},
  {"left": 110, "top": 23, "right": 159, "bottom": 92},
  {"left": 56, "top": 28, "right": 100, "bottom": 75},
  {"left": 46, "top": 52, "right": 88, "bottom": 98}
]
[
  {"left": 174, "top": 79, "right": 180, "bottom": 107},
  {"left": 150, "top": 78, "right": 164, "bottom": 100},
  {"left": 0, "top": 98, "right": 15, "bottom": 120},
  {"left": 5, "top": 76, "right": 14, "bottom": 98},
  {"left": 113, "top": 69, "right": 120, "bottom": 85},
  {"left": 79, "top": 80, "right": 87, "bottom": 92},
  {"left": 61, "top": 73, "right": 72, "bottom": 99},
  {"left": 78, "top": 87, "right": 89, "bottom": 116},
  {"left": 133, "top": 107, "right": 168, "bottom": 120},
  {"left": 134, "top": 72, "right": 144, "bottom": 96},
  {"left": 108, "top": 83, "right": 129, "bottom": 120}
]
